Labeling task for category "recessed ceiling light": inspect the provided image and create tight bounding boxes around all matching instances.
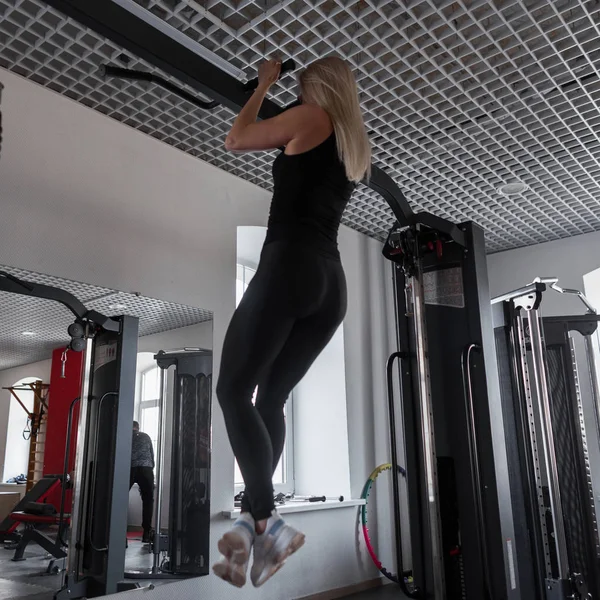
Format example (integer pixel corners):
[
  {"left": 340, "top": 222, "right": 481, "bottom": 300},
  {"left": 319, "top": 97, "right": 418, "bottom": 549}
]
[
  {"left": 109, "top": 303, "right": 127, "bottom": 311},
  {"left": 22, "top": 331, "right": 36, "bottom": 336},
  {"left": 498, "top": 182, "right": 529, "bottom": 196}
]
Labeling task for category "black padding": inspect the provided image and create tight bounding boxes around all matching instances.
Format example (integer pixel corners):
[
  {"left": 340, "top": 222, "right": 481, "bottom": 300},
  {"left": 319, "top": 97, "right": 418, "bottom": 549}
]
[{"left": 23, "top": 502, "right": 57, "bottom": 516}]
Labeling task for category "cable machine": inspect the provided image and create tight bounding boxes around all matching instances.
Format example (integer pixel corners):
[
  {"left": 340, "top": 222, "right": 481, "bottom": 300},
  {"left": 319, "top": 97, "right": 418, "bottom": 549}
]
[
  {"left": 382, "top": 220, "right": 520, "bottom": 600},
  {"left": 493, "top": 278, "right": 600, "bottom": 599},
  {"left": 0, "top": 271, "right": 139, "bottom": 598},
  {"left": 126, "top": 348, "right": 213, "bottom": 581}
]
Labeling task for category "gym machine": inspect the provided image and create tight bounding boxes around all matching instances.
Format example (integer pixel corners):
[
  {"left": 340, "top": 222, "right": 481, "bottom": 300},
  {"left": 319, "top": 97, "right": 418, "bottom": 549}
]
[
  {"left": 0, "top": 271, "right": 140, "bottom": 597},
  {"left": 126, "top": 348, "right": 212, "bottom": 580},
  {"left": 18, "top": 3, "right": 598, "bottom": 598},
  {"left": 382, "top": 220, "right": 521, "bottom": 600},
  {"left": 493, "top": 278, "right": 600, "bottom": 599}
]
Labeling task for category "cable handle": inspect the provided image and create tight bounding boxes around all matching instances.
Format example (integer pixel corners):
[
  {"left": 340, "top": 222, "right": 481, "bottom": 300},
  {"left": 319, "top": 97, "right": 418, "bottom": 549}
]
[{"left": 243, "top": 59, "right": 297, "bottom": 92}]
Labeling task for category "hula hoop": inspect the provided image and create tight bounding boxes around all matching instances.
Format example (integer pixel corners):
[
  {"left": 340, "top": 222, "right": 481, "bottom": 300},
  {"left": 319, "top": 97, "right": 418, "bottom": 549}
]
[{"left": 359, "top": 463, "right": 408, "bottom": 584}]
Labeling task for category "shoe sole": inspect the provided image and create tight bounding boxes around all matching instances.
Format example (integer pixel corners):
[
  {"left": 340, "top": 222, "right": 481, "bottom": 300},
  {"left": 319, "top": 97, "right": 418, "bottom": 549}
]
[
  {"left": 213, "top": 532, "right": 250, "bottom": 588},
  {"left": 252, "top": 531, "right": 305, "bottom": 588}
]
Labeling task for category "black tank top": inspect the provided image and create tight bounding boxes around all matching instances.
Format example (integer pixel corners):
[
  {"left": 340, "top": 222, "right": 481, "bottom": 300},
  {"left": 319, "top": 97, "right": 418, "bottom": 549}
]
[{"left": 264, "top": 133, "right": 355, "bottom": 259}]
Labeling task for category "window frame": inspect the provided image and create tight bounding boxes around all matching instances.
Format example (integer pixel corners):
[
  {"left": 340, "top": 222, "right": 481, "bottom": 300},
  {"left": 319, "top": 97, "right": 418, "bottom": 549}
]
[
  {"left": 234, "top": 263, "right": 295, "bottom": 496},
  {"left": 137, "top": 365, "right": 161, "bottom": 466}
]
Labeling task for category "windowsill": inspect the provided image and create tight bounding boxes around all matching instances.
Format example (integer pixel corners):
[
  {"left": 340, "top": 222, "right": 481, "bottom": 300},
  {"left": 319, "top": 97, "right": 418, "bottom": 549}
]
[{"left": 222, "top": 498, "right": 365, "bottom": 519}]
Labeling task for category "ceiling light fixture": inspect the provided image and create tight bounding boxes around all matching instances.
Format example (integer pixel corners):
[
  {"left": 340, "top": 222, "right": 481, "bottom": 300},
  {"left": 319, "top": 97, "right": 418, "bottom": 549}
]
[
  {"left": 112, "top": 0, "right": 246, "bottom": 80},
  {"left": 109, "top": 303, "right": 127, "bottom": 311},
  {"left": 22, "top": 331, "right": 36, "bottom": 336},
  {"left": 498, "top": 182, "right": 529, "bottom": 196}
]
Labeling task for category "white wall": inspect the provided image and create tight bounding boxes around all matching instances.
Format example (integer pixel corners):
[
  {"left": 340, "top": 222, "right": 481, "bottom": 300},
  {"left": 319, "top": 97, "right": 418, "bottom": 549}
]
[
  {"left": 237, "top": 226, "right": 266, "bottom": 270},
  {"left": 138, "top": 321, "right": 213, "bottom": 353},
  {"left": 0, "top": 67, "right": 398, "bottom": 599},
  {"left": 487, "top": 230, "right": 600, "bottom": 316},
  {"left": 0, "top": 360, "right": 52, "bottom": 481}
]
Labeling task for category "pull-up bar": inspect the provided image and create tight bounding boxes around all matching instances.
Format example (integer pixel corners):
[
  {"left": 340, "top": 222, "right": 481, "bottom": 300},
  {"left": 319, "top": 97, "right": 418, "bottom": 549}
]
[
  {"left": 40, "top": 0, "right": 419, "bottom": 229},
  {"left": 0, "top": 271, "right": 120, "bottom": 333}
]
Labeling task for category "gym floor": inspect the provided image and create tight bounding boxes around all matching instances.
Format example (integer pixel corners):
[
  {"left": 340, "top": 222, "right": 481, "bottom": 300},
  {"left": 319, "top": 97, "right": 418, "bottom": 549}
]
[
  {"left": 0, "top": 530, "right": 405, "bottom": 600},
  {"left": 0, "top": 543, "right": 60, "bottom": 600},
  {"left": 341, "top": 585, "right": 406, "bottom": 599},
  {"left": 0, "top": 531, "right": 169, "bottom": 600}
]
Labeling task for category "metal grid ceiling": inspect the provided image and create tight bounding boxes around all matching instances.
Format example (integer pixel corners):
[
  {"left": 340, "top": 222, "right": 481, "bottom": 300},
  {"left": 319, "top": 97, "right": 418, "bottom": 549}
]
[
  {"left": 1, "top": 1, "right": 600, "bottom": 252},
  {"left": 0, "top": 264, "right": 213, "bottom": 371}
]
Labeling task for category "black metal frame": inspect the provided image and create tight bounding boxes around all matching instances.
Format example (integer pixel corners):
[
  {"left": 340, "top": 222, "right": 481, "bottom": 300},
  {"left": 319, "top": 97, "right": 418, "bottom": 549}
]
[
  {"left": 57, "top": 316, "right": 139, "bottom": 599},
  {"left": 493, "top": 289, "right": 600, "bottom": 600},
  {"left": 0, "top": 271, "right": 119, "bottom": 332},
  {"left": 386, "top": 222, "right": 520, "bottom": 600},
  {"left": 0, "top": 271, "right": 139, "bottom": 598},
  {"left": 543, "top": 317, "right": 600, "bottom": 599},
  {"left": 156, "top": 350, "right": 213, "bottom": 577},
  {"left": 101, "top": 64, "right": 219, "bottom": 110},
  {"left": 10, "top": 517, "right": 68, "bottom": 562},
  {"left": 39, "top": 0, "right": 451, "bottom": 230}
]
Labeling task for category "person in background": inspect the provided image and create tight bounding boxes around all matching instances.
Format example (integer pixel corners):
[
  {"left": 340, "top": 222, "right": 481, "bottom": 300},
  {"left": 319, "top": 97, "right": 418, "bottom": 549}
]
[{"left": 130, "top": 420, "right": 155, "bottom": 543}]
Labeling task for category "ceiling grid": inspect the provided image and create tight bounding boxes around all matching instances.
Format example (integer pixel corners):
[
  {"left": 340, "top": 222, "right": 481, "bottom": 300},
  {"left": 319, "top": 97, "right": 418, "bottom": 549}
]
[
  {"left": 0, "top": 264, "right": 213, "bottom": 371},
  {"left": 0, "top": 0, "right": 599, "bottom": 252}
]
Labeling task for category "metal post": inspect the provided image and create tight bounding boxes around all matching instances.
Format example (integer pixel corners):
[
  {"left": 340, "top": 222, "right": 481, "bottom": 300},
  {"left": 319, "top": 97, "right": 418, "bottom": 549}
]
[
  {"left": 151, "top": 365, "right": 168, "bottom": 572},
  {"left": 514, "top": 314, "right": 553, "bottom": 580},
  {"left": 584, "top": 334, "right": 600, "bottom": 453},
  {"left": 386, "top": 351, "right": 416, "bottom": 597},
  {"left": 410, "top": 273, "right": 446, "bottom": 598},
  {"left": 527, "top": 309, "right": 570, "bottom": 579},
  {"left": 66, "top": 338, "right": 93, "bottom": 582}
]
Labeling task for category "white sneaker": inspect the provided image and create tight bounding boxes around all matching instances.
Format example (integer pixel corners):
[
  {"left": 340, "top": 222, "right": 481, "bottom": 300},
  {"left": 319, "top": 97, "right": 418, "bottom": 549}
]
[
  {"left": 250, "top": 512, "right": 305, "bottom": 588},
  {"left": 212, "top": 514, "right": 255, "bottom": 587}
]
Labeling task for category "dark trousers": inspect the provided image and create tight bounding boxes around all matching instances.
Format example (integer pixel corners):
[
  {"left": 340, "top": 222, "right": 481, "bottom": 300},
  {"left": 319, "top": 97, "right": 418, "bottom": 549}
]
[
  {"left": 217, "top": 242, "right": 347, "bottom": 520},
  {"left": 130, "top": 466, "right": 154, "bottom": 531}
]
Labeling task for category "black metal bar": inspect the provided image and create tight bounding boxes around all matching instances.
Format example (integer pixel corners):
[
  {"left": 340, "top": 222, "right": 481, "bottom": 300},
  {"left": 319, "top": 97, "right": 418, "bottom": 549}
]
[
  {"left": 0, "top": 271, "right": 119, "bottom": 332},
  {"left": 58, "top": 396, "right": 80, "bottom": 547},
  {"left": 87, "top": 392, "right": 118, "bottom": 554},
  {"left": 386, "top": 351, "right": 420, "bottom": 598},
  {"left": 101, "top": 64, "right": 219, "bottom": 110},
  {"left": 461, "top": 343, "right": 492, "bottom": 600},
  {"left": 40, "top": 0, "right": 416, "bottom": 228},
  {"left": 368, "top": 167, "right": 415, "bottom": 227},
  {"left": 243, "top": 58, "right": 297, "bottom": 92}
]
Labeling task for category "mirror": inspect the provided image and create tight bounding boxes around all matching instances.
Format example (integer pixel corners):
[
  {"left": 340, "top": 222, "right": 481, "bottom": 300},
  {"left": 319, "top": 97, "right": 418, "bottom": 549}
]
[{"left": 0, "top": 263, "right": 213, "bottom": 597}]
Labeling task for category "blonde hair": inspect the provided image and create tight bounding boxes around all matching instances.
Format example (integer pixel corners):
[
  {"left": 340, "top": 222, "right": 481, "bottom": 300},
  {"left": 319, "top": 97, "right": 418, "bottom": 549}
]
[{"left": 298, "top": 56, "right": 371, "bottom": 182}]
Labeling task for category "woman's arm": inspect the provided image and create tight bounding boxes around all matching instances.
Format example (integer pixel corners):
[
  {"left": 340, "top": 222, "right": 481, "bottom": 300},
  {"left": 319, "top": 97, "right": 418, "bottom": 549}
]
[{"left": 225, "top": 60, "right": 309, "bottom": 153}]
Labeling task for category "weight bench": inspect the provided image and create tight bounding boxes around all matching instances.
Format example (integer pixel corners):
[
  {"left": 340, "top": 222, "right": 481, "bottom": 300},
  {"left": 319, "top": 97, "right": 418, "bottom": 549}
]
[
  {"left": 0, "top": 475, "right": 62, "bottom": 543},
  {"left": 9, "top": 511, "right": 70, "bottom": 566}
]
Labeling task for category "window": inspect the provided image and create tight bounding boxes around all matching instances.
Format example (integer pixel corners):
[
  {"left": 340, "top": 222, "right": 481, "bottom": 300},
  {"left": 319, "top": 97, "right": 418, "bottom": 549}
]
[
  {"left": 234, "top": 263, "right": 294, "bottom": 494},
  {"left": 138, "top": 365, "right": 160, "bottom": 466},
  {"left": 236, "top": 263, "right": 255, "bottom": 306}
]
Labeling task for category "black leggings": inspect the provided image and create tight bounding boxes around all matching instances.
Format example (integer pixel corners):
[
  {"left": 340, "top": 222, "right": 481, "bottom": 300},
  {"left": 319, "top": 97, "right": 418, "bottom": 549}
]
[
  {"left": 130, "top": 466, "right": 154, "bottom": 531},
  {"left": 217, "top": 241, "right": 347, "bottom": 520}
]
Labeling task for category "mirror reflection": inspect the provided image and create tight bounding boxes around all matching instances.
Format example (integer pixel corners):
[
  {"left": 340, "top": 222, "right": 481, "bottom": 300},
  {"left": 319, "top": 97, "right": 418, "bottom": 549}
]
[{"left": 0, "top": 264, "right": 213, "bottom": 597}]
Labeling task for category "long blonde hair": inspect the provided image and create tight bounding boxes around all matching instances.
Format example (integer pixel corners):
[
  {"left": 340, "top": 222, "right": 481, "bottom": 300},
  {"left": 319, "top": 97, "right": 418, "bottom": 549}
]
[{"left": 298, "top": 56, "right": 371, "bottom": 183}]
